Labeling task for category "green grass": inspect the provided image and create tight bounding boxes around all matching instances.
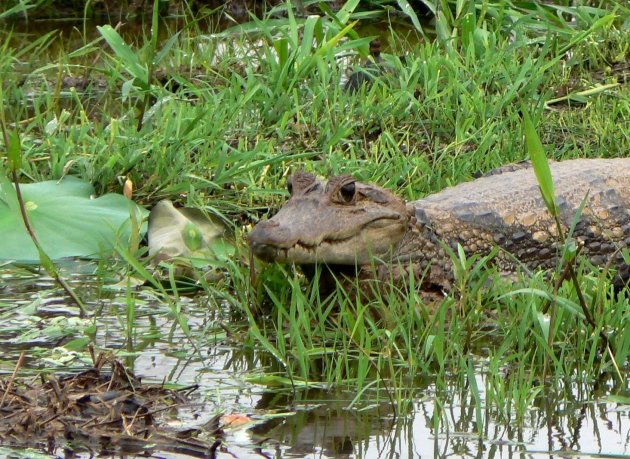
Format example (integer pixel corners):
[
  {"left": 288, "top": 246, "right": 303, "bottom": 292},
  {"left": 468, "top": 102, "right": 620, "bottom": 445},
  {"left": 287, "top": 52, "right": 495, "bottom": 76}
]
[{"left": 1, "top": 0, "right": 629, "bottom": 427}]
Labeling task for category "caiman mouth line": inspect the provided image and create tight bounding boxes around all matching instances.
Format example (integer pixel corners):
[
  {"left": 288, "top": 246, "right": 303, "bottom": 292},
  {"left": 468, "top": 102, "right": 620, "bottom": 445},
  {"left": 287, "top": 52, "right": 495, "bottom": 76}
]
[
  {"left": 289, "top": 215, "right": 401, "bottom": 252},
  {"left": 281, "top": 236, "right": 353, "bottom": 256}
]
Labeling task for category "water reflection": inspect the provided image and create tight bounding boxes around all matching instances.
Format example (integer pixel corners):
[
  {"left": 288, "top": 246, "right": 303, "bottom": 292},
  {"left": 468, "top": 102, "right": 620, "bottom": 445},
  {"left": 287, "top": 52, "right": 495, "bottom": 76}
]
[
  {"left": 1, "top": 263, "right": 629, "bottom": 458},
  {"left": 240, "top": 378, "right": 630, "bottom": 459},
  {"left": 134, "top": 342, "right": 629, "bottom": 458}
]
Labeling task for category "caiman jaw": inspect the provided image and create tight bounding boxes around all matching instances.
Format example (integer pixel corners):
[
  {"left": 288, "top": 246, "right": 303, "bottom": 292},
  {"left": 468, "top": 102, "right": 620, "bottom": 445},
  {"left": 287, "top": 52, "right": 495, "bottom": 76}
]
[
  {"left": 249, "top": 173, "right": 409, "bottom": 266},
  {"left": 252, "top": 215, "right": 402, "bottom": 263}
]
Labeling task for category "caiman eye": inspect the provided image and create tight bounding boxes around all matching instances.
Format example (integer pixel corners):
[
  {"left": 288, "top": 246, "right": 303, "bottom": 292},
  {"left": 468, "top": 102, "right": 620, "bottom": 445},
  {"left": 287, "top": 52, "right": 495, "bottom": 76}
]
[
  {"left": 339, "top": 182, "right": 356, "bottom": 203},
  {"left": 287, "top": 180, "right": 293, "bottom": 195}
]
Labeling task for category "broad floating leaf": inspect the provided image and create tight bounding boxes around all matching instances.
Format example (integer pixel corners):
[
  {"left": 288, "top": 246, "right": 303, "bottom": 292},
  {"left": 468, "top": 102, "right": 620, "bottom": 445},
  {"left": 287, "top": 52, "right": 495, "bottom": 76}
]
[{"left": 0, "top": 176, "right": 147, "bottom": 262}]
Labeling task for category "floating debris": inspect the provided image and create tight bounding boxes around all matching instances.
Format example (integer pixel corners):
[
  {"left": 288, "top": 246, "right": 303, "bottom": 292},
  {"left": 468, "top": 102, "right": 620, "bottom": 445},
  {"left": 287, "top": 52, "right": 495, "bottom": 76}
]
[{"left": 0, "top": 352, "right": 224, "bottom": 457}]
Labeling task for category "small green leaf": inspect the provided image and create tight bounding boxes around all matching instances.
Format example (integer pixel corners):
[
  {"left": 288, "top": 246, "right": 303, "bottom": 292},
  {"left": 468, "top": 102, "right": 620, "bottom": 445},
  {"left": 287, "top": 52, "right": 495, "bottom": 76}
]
[
  {"left": 605, "top": 394, "right": 630, "bottom": 404},
  {"left": 150, "top": 0, "right": 160, "bottom": 58},
  {"left": 562, "top": 238, "right": 577, "bottom": 263},
  {"left": 314, "top": 21, "right": 358, "bottom": 59},
  {"left": 63, "top": 337, "right": 91, "bottom": 351},
  {"left": 535, "top": 310, "right": 550, "bottom": 342},
  {"left": 545, "top": 83, "right": 618, "bottom": 106},
  {"left": 0, "top": 2, "right": 37, "bottom": 19},
  {"left": 424, "top": 334, "right": 436, "bottom": 358},
  {"left": 7, "top": 129, "right": 21, "bottom": 170},
  {"left": 568, "top": 94, "right": 589, "bottom": 104},
  {"left": 183, "top": 222, "right": 203, "bottom": 252},
  {"left": 245, "top": 374, "right": 315, "bottom": 388},
  {"left": 461, "top": 12, "right": 475, "bottom": 50},
  {"left": 300, "top": 15, "right": 319, "bottom": 58},
  {"left": 122, "top": 79, "right": 135, "bottom": 101},
  {"left": 435, "top": 8, "right": 453, "bottom": 51},
  {"left": 274, "top": 38, "right": 289, "bottom": 67},
  {"left": 154, "top": 32, "right": 180, "bottom": 66}
]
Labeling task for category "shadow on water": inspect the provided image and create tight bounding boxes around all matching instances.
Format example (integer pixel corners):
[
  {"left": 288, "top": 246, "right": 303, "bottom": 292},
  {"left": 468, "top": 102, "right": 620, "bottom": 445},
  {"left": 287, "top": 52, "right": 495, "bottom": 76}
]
[{"left": 1, "top": 262, "right": 629, "bottom": 458}]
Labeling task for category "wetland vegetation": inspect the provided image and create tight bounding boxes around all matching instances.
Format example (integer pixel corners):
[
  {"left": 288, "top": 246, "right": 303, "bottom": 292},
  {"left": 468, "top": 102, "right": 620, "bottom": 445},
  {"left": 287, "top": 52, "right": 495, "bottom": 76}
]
[{"left": 1, "top": 0, "right": 629, "bottom": 457}]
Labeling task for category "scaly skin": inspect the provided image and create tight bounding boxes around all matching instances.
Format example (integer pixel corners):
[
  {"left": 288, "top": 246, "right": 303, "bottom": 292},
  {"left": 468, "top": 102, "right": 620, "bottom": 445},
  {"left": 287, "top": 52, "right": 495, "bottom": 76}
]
[{"left": 249, "top": 159, "right": 630, "bottom": 289}]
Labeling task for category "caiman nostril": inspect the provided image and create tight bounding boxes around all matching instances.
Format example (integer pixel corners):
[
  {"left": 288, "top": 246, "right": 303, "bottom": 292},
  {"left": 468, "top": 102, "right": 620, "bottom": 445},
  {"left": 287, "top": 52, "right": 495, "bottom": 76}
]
[
  {"left": 250, "top": 242, "right": 279, "bottom": 262},
  {"left": 249, "top": 220, "right": 278, "bottom": 244},
  {"left": 249, "top": 219, "right": 285, "bottom": 262}
]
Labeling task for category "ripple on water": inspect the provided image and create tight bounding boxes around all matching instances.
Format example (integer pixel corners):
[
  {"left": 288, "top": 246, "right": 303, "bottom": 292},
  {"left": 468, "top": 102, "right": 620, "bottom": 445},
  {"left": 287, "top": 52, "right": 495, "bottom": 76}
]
[{"left": 1, "top": 261, "right": 628, "bottom": 458}]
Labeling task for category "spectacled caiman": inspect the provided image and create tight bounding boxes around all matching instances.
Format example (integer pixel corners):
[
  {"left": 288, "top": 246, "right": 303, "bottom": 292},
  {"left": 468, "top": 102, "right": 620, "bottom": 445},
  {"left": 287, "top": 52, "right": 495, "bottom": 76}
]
[{"left": 249, "top": 158, "right": 630, "bottom": 290}]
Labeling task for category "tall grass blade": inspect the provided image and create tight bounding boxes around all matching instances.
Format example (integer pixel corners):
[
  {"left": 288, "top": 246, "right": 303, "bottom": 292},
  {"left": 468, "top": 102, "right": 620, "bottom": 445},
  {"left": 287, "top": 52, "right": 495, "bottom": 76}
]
[
  {"left": 557, "top": 14, "right": 615, "bottom": 56},
  {"left": 415, "top": 0, "right": 436, "bottom": 15},
  {"left": 397, "top": 0, "right": 426, "bottom": 35},
  {"left": 335, "top": 0, "right": 361, "bottom": 24},
  {"left": 522, "top": 107, "right": 557, "bottom": 216},
  {"left": 0, "top": 1, "right": 36, "bottom": 19},
  {"left": 97, "top": 25, "right": 148, "bottom": 84}
]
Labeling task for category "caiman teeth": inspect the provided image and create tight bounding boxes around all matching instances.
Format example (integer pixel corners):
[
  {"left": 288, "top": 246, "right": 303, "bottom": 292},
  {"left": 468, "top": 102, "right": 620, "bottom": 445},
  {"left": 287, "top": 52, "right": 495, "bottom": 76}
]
[
  {"left": 289, "top": 217, "right": 395, "bottom": 253},
  {"left": 281, "top": 237, "right": 352, "bottom": 257},
  {"left": 295, "top": 236, "right": 352, "bottom": 250}
]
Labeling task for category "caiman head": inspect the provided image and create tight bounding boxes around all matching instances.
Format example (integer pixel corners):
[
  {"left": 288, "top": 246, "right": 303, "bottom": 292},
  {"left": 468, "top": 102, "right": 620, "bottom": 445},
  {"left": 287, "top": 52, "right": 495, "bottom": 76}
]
[{"left": 249, "top": 172, "right": 409, "bottom": 266}]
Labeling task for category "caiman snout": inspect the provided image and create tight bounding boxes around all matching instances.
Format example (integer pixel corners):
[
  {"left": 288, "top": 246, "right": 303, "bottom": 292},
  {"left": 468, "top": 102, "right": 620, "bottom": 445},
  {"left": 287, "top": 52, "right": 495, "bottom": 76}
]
[{"left": 249, "top": 220, "right": 283, "bottom": 262}]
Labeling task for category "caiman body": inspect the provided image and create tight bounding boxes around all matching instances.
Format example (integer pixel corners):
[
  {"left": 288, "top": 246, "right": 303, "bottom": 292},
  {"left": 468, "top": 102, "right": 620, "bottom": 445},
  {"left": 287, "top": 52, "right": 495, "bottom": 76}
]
[{"left": 249, "top": 159, "right": 630, "bottom": 288}]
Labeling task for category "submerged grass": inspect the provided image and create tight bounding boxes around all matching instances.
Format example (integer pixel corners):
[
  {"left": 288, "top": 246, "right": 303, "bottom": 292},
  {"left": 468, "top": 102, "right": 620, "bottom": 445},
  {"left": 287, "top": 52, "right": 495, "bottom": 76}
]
[{"left": 1, "top": 0, "right": 630, "bottom": 427}]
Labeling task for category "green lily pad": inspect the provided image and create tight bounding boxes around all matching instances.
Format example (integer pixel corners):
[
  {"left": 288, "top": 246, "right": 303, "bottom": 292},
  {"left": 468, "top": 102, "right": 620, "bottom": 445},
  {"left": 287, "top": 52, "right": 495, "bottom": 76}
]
[{"left": 0, "top": 176, "right": 147, "bottom": 262}]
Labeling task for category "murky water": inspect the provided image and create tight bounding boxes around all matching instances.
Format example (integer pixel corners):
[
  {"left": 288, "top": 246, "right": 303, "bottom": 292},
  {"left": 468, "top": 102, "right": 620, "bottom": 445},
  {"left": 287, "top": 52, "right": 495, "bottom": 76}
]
[
  {"left": 1, "top": 263, "right": 629, "bottom": 458},
  {"left": 1, "top": 9, "right": 629, "bottom": 458}
]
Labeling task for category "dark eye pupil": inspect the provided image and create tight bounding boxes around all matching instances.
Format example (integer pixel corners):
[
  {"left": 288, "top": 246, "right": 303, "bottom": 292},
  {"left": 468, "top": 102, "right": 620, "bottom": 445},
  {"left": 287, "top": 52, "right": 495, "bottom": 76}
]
[
  {"left": 340, "top": 182, "right": 355, "bottom": 202},
  {"left": 287, "top": 181, "right": 293, "bottom": 195}
]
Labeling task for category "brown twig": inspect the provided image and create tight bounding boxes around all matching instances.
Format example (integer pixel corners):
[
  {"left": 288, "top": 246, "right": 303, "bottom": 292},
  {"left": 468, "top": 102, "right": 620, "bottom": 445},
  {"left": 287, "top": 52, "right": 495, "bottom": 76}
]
[
  {"left": 0, "top": 351, "right": 25, "bottom": 409},
  {"left": 542, "top": 247, "right": 576, "bottom": 315},
  {"left": 549, "top": 214, "right": 619, "bottom": 381}
]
